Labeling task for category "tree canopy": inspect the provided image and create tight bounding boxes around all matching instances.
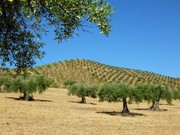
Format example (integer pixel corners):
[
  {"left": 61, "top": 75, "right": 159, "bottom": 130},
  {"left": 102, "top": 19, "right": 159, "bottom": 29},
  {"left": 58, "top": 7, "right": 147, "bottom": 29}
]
[
  {"left": 4, "top": 75, "right": 52, "bottom": 101},
  {"left": 135, "top": 84, "right": 173, "bottom": 111},
  {"left": 172, "top": 89, "right": 180, "bottom": 101},
  {"left": 0, "top": 0, "right": 113, "bottom": 70},
  {"left": 68, "top": 83, "right": 97, "bottom": 103},
  {"left": 0, "top": 76, "right": 9, "bottom": 91},
  {"left": 98, "top": 83, "right": 138, "bottom": 114}
]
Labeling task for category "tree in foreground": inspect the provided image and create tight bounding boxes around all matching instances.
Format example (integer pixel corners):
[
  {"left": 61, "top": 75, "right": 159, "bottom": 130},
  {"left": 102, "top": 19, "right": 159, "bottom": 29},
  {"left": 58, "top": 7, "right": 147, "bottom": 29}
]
[
  {"left": 0, "top": 0, "right": 113, "bottom": 69},
  {"left": 5, "top": 75, "right": 52, "bottom": 101},
  {"left": 68, "top": 84, "right": 97, "bottom": 104},
  {"left": 135, "top": 84, "right": 173, "bottom": 111},
  {"left": 98, "top": 83, "right": 141, "bottom": 115}
]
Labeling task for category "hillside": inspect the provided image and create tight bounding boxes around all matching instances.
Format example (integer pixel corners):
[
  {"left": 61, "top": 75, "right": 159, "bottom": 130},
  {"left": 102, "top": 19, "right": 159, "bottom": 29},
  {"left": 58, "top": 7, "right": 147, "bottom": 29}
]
[{"left": 32, "top": 59, "right": 180, "bottom": 89}]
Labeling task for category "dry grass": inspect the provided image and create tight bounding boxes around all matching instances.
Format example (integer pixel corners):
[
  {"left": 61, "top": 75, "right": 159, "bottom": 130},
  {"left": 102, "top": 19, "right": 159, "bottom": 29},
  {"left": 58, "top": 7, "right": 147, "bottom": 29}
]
[{"left": 0, "top": 88, "right": 180, "bottom": 135}]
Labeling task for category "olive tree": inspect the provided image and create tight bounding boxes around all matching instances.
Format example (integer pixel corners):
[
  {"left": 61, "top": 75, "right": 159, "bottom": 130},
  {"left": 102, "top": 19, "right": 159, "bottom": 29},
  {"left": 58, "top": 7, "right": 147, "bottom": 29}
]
[
  {"left": 68, "top": 84, "right": 97, "bottom": 104},
  {"left": 5, "top": 75, "right": 52, "bottom": 101},
  {"left": 173, "top": 88, "right": 180, "bottom": 100},
  {"left": 135, "top": 84, "right": 173, "bottom": 111},
  {"left": 0, "top": 0, "right": 113, "bottom": 70},
  {"left": 98, "top": 83, "right": 141, "bottom": 114},
  {"left": 0, "top": 76, "right": 9, "bottom": 91}
]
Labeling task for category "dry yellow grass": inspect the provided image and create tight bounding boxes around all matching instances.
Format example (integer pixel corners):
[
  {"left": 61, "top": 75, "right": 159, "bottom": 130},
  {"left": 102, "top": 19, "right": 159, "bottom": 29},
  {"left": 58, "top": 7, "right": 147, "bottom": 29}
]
[{"left": 0, "top": 88, "right": 180, "bottom": 135}]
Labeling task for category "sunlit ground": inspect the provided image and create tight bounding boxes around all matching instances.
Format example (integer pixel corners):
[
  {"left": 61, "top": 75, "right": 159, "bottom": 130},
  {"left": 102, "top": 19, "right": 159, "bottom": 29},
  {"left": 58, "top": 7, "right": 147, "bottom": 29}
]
[{"left": 0, "top": 88, "right": 180, "bottom": 135}]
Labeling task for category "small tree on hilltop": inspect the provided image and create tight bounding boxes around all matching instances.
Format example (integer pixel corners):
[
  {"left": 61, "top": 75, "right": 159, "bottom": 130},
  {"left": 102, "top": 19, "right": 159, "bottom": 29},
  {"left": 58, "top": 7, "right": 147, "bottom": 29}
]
[
  {"left": 135, "top": 84, "right": 173, "bottom": 111},
  {"left": 5, "top": 75, "right": 52, "bottom": 101},
  {"left": 98, "top": 83, "right": 141, "bottom": 115},
  {"left": 68, "top": 84, "right": 97, "bottom": 104}
]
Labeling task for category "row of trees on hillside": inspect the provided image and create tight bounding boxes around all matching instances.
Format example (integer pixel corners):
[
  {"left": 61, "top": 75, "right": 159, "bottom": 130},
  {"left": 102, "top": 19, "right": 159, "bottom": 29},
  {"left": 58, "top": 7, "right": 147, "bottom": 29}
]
[{"left": 67, "top": 82, "right": 180, "bottom": 114}]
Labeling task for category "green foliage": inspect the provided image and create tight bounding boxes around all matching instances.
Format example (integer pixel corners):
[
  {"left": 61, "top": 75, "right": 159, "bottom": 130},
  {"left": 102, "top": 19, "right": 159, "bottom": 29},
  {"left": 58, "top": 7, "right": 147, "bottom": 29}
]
[
  {"left": 134, "top": 84, "right": 152, "bottom": 103},
  {"left": 0, "top": 76, "right": 9, "bottom": 87},
  {"left": 0, "top": 0, "right": 113, "bottom": 69},
  {"left": 35, "top": 76, "right": 52, "bottom": 93},
  {"left": 98, "top": 83, "right": 134, "bottom": 102},
  {"left": 63, "top": 80, "right": 76, "bottom": 88},
  {"left": 5, "top": 77, "right": 23, "bottom": 93},
  {"left": 0, "top": 76, "right": 10, "bottom": 91},
  {"left": 98, "top": 83, "right": 137, "bottom": 114},
  {"left": 4, "top": 75, "right": 52, "bottom": 100},
  {"left": 173, "top": 89, "right": 180, "bottom": 100},
  {"left": 68, "top": 84, "right": 98, "bottom": 101},
  {"left": 85, "top": 85, "right": 97, "bottom": 98},
  {"left": 135, "top": 84, "right": 173, "bottom": 105}
]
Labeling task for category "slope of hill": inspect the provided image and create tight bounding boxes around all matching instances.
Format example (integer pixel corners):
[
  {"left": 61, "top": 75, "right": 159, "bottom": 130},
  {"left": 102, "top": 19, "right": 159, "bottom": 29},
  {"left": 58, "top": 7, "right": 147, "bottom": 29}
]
[{"left": 32, "top": 59, "right": 180, "bottom": 89}]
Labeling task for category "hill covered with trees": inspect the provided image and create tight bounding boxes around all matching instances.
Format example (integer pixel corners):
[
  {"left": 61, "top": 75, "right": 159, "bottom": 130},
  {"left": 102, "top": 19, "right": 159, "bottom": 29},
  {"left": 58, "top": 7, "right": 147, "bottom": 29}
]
[{"left": 31, "top": 59, "right": 180, "bottom": 89}]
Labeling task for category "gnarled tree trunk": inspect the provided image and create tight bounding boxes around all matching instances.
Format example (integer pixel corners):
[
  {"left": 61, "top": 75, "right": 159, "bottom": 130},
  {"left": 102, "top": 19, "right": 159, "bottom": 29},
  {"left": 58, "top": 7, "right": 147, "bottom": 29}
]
[
  {"left": 122, "top": 98, "right": 130, "bottom": 114},
  {"left": 21, "top": 91, "right": 33, "bottom": 101},
  {"left": 81, "top": 96, "right": 86, "bottom": 104},
  {"left": 150, "top": 100, "right": 160, "bottom": 111}
]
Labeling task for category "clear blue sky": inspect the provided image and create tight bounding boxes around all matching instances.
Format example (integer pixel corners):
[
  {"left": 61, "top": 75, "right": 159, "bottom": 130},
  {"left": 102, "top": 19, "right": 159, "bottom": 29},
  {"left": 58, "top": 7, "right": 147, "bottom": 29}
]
[{"left": 37, "top": 0, "right": 180, "bottom": 78}]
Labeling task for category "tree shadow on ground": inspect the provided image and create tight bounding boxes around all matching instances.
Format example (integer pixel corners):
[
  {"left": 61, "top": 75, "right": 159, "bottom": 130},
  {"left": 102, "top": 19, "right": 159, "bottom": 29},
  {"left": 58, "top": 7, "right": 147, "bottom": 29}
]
[
  {"left": 96, "top": 111, "right": 146, "bottom": 117},
  {"left": 0, "top": 91, "right": 11, "bottom": 93},
  {"left": 5, "top": 97, "right": 52, "bottom": 102},
  {"left": 159, "top": 103, "right": 175, "bottom": 106},
  {"left": 171, "top": 106, "right": 180, "bottom": 108},
  {"left": 134, "top": 108, "right": 168, "bottom": 112},
  {"left": 68, "top": 101, "right": 97, "bottom": 105}
]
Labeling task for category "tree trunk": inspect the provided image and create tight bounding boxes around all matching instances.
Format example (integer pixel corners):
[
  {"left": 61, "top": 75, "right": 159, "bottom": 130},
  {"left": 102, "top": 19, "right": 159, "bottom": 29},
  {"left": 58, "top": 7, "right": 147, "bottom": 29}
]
[
  {"left": 21, "top": 91, "right": 33, "bottom": 101},
  {"left": 150, "top": 101, "right": 160, "bottom": 111},
  {"left": 81, "top": 96, "right": 87, "bottom": 104},
  {"left": 150, "top": 101, "right": 155, "bottom": 109},
  {"left": 122, "top": 98, "right": 130, "bottom": 114}
]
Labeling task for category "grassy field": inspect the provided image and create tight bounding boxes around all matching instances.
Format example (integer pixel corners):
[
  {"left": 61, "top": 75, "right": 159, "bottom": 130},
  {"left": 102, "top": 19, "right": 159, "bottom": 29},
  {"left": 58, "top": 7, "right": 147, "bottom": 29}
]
[{"left": 0, "top": 88, "right": 180, "bottom": 135}]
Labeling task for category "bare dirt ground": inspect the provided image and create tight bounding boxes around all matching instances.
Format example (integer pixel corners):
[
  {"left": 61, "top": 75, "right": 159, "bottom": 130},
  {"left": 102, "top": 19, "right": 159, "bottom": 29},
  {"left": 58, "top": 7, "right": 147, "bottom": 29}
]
[{"left": 0, "top": 88, "right": 180, "bottom": 135}]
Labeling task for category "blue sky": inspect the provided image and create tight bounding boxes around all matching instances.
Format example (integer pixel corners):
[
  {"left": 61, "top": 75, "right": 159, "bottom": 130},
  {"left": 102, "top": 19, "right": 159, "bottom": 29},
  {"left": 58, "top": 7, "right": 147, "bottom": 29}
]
[{"left": 37, "top": 0, "right": 180, "bottom": 78}]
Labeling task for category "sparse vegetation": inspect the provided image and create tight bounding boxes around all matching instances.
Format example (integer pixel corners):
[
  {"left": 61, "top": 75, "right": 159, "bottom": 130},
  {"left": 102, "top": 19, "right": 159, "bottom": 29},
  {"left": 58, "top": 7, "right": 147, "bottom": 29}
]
[
  {"left": 30, "top": 59, "right": 180, "bottom": 90},
  {"left": 0, "top": 88, "right": 180, "bottom": 135}
]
